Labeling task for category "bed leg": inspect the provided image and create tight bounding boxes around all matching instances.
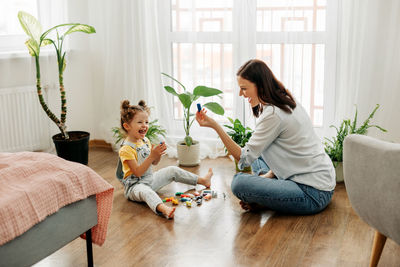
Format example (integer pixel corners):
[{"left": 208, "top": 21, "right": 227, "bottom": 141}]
[{"left": 86, "top": 229, "right": 93, "bottom": 267}]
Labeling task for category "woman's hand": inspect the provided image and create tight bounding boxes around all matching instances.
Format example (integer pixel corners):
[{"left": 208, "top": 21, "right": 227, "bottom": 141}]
[{"left": 196, "top": 108, "right": 217, "bottom": 129}]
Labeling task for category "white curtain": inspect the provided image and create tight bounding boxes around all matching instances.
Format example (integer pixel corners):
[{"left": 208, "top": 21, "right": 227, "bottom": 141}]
[
  {"left": 87, "top": 0, "right": 227, "bottom": 158},
  {"left": 87, "top": 0, "right": 171, "bottom": 146},
  {"left": 335, "top": 0, "right": 400, "bottom": 142}
]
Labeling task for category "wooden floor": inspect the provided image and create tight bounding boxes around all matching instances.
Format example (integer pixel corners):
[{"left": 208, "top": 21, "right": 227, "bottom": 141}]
[{"left": 34, "top": 148, "right": 400, "bottom": 267}]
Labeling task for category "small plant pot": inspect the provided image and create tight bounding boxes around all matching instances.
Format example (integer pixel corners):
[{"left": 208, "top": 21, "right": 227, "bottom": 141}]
[
  {"left": 52, "top": 131, "right": 90, "bottom": 165},
  {"left": 177, "top": 140, "right": 200, "bottom": 167},
  {"left": 334, "top": 161, "right": 344, "bottom": 183},
  {"left": 234, "top": 159, "right": 252, "bottom": 173}
]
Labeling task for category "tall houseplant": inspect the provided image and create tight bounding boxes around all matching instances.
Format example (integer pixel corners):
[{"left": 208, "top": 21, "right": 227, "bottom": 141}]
[
  {"left": 162, "top": 73, "right": 225, "bottom": 166},
  {"left": 324, "top": 104, "right": 387, "bottom": 182},
  {"left": 18, "top": 11, "right": 95, "bottom": 164},
  {"left": 224, "top": 117, "right": 254, "bottom": 172}
]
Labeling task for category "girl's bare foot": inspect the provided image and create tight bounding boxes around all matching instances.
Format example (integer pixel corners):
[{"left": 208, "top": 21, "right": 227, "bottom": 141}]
[
  {"left": 239, "top": 201, "right": 265, "bottom": 211},
  {"left": 259, "top": 170, "right": 275, "bottom": 178},
  {"left": 197, "top": 168, "right": 213, "bottom": 188},
  {"left": 157, "top": 204, "right": 176, "bottom": 219}
]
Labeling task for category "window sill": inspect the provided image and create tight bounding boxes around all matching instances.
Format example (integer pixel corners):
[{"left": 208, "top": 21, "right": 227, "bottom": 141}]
[{"left": 0, "top": 49, "right": 54, "bottom": 60}]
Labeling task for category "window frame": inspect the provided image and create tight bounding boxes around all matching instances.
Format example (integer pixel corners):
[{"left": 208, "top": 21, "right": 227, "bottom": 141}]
[{"left": 158, "top": 0, "right": 338, "bottom": 138}]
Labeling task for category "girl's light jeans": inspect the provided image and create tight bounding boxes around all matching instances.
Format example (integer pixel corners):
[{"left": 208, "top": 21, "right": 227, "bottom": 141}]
[
  {"left": 125, "top": 166, "right": 198, "bottom": 214},
  {"left": 231, "top": 157, "right": 334, "bottom": 215}
]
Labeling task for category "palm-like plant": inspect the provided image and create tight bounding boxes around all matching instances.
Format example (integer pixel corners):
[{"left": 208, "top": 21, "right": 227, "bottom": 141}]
[
  {"left": 18, "top": 11, "right": 95, "bottom": 139},
  {"left": 324, "top": 104, "right": 387, "bottom": 166},
  {"left": 224, "top": 117, "right": 253, "bottom": 148},
  {"left": 162, "top": 73, "right": 225, "bottom": 146}
]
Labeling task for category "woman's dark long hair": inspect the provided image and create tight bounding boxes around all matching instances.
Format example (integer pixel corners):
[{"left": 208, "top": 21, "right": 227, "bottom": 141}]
[{"left": 236, "top": 59, "right": 296, "bottom": 117}]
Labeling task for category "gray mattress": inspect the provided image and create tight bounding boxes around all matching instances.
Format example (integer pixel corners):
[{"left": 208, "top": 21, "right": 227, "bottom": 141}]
[{"left": 0, "top": 195, "right": 97, "bottom": 267}]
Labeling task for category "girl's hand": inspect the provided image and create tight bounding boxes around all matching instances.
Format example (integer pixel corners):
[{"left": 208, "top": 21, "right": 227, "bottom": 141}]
[
  {"left": 150, "top": 142, "right": 167, "bottom": 160},
  {"left": 196, "top": 108, "right": 217, "bottom": 129}
]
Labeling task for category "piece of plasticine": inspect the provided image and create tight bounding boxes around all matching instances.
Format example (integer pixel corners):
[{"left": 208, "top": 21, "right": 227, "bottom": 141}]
[
  {"left": 175, "top": 192, "right": 183, "bottom": 196},
  {"left": 197, "top": 103, "right": 202, "bottom": 112}
]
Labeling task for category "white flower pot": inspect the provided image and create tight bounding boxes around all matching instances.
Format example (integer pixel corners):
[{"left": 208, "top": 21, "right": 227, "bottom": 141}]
[
  {"left": 334, "top": 161, "right": 344, "bottom": 183},
  {"left": 177, "top": 140, "right": 200, "bottom": 166}
]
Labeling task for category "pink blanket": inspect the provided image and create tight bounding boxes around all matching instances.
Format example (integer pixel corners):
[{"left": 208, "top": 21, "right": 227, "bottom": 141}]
[{"left": 0, "top": 152, "right": 114, "bottom": 246}]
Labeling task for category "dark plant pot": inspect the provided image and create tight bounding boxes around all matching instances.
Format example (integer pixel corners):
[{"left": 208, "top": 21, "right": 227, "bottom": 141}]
[{"left": 52, "top": 131, "right": 90, "bottom": 165}]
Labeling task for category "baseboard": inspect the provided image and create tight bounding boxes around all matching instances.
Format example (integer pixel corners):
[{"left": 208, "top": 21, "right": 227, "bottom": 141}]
[{"left": 89, "top": 139, "right": 113, "bottom": 150}]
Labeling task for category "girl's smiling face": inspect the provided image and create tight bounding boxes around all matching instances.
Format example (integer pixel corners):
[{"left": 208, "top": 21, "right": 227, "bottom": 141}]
[
  {"left": 237, "top": 76, "right": 262, "bottom": 107},
  {"left": 123, "top": 111, "right": 149, "bottom": 141}
]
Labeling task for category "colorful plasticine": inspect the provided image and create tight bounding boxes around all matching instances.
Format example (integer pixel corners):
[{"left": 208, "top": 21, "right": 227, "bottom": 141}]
[
  {"left": 196, "top": 198, "right": 202, "bottom": 205},
  {"left": 172, "top": 198, "right": 179, "bottom": 205},
  {"left": 194, "top": 191, "right": 200, "bottom": 196},
  {"left": 197, "top": 103, "right": 202, "bottom": 112},
  {"left": 204, "top": 193, "right": 212, "bottom": 200},
  {"left": 175, "top": 192, "right": 183, "bottom": 196}
]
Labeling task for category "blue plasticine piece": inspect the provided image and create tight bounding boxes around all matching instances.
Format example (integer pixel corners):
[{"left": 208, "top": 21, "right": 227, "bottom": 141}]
[{"left": 197, "top": 103, "right": 202, "bottom": 112}]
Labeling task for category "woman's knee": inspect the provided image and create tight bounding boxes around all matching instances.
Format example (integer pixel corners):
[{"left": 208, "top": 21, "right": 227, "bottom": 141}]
[{"left": 231, "top": 173, "right": 249, "bottom": 197}]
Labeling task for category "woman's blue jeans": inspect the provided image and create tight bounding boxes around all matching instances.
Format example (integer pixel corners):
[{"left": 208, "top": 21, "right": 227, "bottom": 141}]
[{"left": 231, "top": 157, "right": 334, "bottom": 215}]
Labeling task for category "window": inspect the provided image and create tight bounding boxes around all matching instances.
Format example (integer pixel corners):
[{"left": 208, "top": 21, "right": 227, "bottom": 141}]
[
  {"left": 256, "top": 0, "right": 329, "bottom": 127},
  {"left": 161, "top": 0, "right": 337, "bottom": 129},
  {"left": 0, "top": 1, "right": 38, "bottom": 52},
  {"left": 170, "top": 0, "right": 234, "bottom": 120}
]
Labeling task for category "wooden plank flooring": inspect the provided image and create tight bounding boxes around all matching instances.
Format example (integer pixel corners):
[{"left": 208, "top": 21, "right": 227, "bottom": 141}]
[{"left": 33, "top": 148, "right": 400, "bottom": 267}]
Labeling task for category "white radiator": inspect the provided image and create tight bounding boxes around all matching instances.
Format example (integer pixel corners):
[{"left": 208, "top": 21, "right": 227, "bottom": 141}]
[{"left": 0, "top": 86, "right": 51, "bottom": 152}]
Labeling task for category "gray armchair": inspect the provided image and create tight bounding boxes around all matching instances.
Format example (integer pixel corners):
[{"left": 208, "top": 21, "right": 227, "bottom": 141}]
[{"left": 343, "top": 134, "right": 400, "bottom": 267}]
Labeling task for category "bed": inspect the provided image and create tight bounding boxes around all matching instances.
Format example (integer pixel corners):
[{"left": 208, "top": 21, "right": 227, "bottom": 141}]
[{"left": 0, "top": 152, "right": 114, "bottom": 267}]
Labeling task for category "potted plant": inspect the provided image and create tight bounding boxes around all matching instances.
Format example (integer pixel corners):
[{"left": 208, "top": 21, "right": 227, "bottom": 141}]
[
  {"left": 223, "top": 117, "right": 254, "bottom": 172},
  {"left": 324, "top": 104, "right": 387, "bottom": 182},
  {"left": 112, "top": 119, "right": 167, "bottom": 147},
  {"left": 18, "top": 11, "right": 95, "bottom": 165},
  {"left": 162, "top": 73, "right": 225, "bottom": 166}
]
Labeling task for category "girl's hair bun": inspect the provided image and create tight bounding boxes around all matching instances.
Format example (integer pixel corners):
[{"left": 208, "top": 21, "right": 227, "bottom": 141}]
[
  {"left": 138, "top": 100, "right": 146, "bottom": 108},
  {"left": 121, "top": 100, "right": 130, "bottom": 110}
]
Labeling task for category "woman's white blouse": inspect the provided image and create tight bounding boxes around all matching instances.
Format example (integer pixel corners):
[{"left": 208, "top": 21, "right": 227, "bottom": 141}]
[{"left": 238, "top": 102, "right": 336, "bottom": 191}]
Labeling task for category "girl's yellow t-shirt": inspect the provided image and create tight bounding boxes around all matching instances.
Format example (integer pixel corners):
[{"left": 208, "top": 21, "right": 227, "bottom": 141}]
[{"left": 118, "top": 139, "right": 151, "bottom": 179}]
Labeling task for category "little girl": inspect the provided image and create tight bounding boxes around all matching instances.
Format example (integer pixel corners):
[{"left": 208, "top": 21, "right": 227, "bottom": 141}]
[{"left": 116, "top": 100, "right": 213, "bottom": 219}]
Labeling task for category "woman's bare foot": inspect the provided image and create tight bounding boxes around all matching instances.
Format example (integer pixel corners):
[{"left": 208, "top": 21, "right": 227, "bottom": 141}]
[
  {"left": 197, "top": 168, "right": 213, "bottom": 188},
  {"left": 157, "top": 204, "right": 176, "bottom": 219},
  {"left": 259, "top": 170, "right": 275, "bottom": 178},
  {"left": 239, "top": 201, "right": 265, "bottom": 211}
]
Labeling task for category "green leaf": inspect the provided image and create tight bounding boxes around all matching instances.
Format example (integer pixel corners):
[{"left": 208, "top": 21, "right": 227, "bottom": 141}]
[
  {"left": 18, "top": 11, "right": 42, "bottom": 43},
  {"left": 161, "top": 72, "right": 186, "bottom": 91},
  {"left": 40, "top": 38, "right": 53, "bottom": 47},
  {"left": 178, "top": 93, "right": 192, "bottom": 109},
  {"left": 64, "top": 24, "right": 96, "bottom": 36},
  {"left": 184, "top": 136, "right": 193, "bottom": 146},
  {"left": 24, "top": 38, "right": 39, "bottom": 56},
  {"left": 203, "top": 102, "right": 225, "bottom": 115},
  {"left": 193, "top": 86, "right": 223, "bottom": 97},
  {"left": 164, "top": 86, "right": 178, "bottom": 96},
  {"left": 227, "top": 117, "right": 234, "bottom": 124}
]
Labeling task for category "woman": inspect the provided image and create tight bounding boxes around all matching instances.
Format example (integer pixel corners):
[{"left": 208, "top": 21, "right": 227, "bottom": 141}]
[{"left": 196, "top": 59, "right": 335, "bottom": 215}]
